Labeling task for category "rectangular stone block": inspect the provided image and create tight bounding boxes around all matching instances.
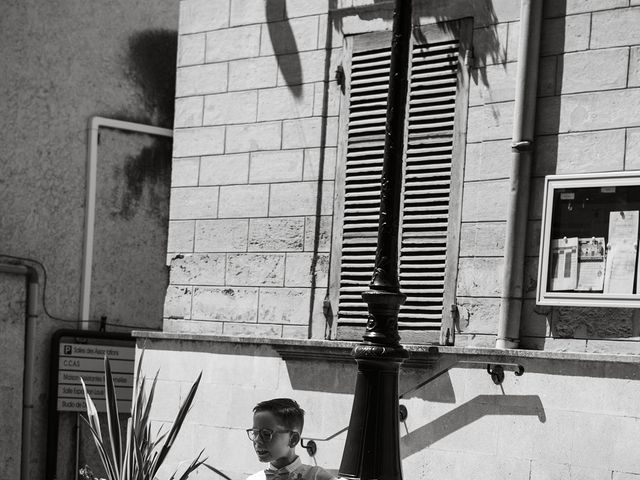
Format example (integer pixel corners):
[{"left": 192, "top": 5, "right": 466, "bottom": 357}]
[
  {"left": 258, "top": 288, "right": 311, "bottom": 324},
  {"left": 303, "top": 147, "right": 337, "bottom": 181},
  {"left": 178, "top": 33, "right": 205, "bottom": 67},
  {"left": 257, "top": 84, "right": 314, "bottom": 122},
  {"left": 544, "top": 0, "right": 628, "bottom": 17},
  {"left": 164, "top": 285, "right": 193, "bottom": 319},
  {"left": 163, "top": 318, "right": 224, "bottom": 335},
  {"left": 471, "top": 23, "right": 508, "bottom": 68},
  {"left": 540, "top": 14, "right": 590, "bottom": 56},
  {"left": 227, "top": 253, "right": 285, "bottom": 286},
  {"left": 167, "top": 220, "right": 195, "bottom": 252},
  {"left": 170, "top": 253, "right": 226, "bottom": 285},
  {"left": 169, "top": 186, "right": 219, "bottom": 220},
  {"left": 317, "top": 15, "right": 344, "bottom": 50},
  {"left": 173, "top": 126, "right": 225, "bottom": 157},
  {"left": 228, "top": 56, "right": 278, "bottom": 91},
  {"left": 538, "top": 55, "right": 557, "bottom": 97},
  {"left": 172, "top": 157, "right": 200, "bottom": 187},
  {"left": 456, "top": 296, "right": 500, "bottom": 335},
  {"left": 535, "top": 130, "right": 625, "bottom": 176},
  {"left": 200, "top": 153, "right": 250, "bottom": 185},
  {"left": 195, "top": 219, "right": 249, "bottom": 252},
  {"left": 628, "top": 47, "right": 640, "bottom": 88},
  {"left": 269, "top": 181, "right": 334, "bottom": 216},
  {"left": 304, "top": 215, "right": 332, "bottom": 252},
  {"left": 459, "top": 222, "right": 506, "bottom": 257},
  {"left": 284, "top": 252, "right": 329, "bottom": 287},
  {"left": 249, "top": 150, "right": 304, "bottom": 183},
  {"left": 203, "top": 91, "right": 258, "bottom": 125},
  {"left": 464, "top": 139, "right": 511, "bottom": 181},
  {"left": 625, "top": 127, "right": 640, "bottom": 170},
  {"left": 469, "top": 61, "right": 516, "bottom": 106},
  {"left": 313, "top": 80, "right": 341, "bottom": 117},
  {"left": 559, "top": 48, "right": 628, "bottom": 94},
  {"left": 222, "top": 322, "right": 282, "bottom": 337},
  {"left": 466, "top": 101, "right": 514, "bottom": 143},
  {"left": 592, "top": 7, "right": 640, "bottom": 48},
  {"left": 248, "top": 217, "right": 305, "bottom": 251},
  {"left": 176, "top": 63, "right": 228, "bottom": 97},
  {"left": 205, "top": 25, "right": 261, "bottom": 62},
  {"left": 461, "top": 179, "right": 509, "bottom": 222},
  {"left": 457, "top": 257, "right": 504, "bottom": 297},
  {"left": 218, "top": 184, "right": 269, "bottom": 217},
  {"left": 276, "top": 49, "right": 341, "bottom": 86},
  {"left": 260, "top": 16, "right": 319, "bottom": 56},
  {"left": 282, "top": 117, "right": 339, "bottom": 149},
  {"left": 537, "top": 89, "right": 640, "bottom": 135},
  {"left": 179, "top": 0, "right": 229, "bottom": 34},
  {"left": 284, "top": 0, "right": 328, "bottom": 17},
  {"left": 226, "top": 122, "right": 282, "bottom": 153},
  {"left": 520, "top": 298, "right": 551, "bottom": 338},
  {"left": 191, "top": 286, "right": 259, "bottom": 322},
  {"left": 174, "top": 96, "right": 204, "bottom": 128},
  {"left": 282, "top": 325, "right": 309, "bottom": 339},
  {"left": 230, "top": 0, "right": 285, "bottom": 26}
]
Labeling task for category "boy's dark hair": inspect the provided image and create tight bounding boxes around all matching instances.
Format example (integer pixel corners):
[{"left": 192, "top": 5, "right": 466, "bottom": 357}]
[{"left": 253, "top": 398, "right": 305, "bottom": 432}]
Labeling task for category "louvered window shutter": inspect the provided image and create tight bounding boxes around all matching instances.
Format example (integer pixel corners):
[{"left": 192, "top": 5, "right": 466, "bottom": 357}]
[{"left": 336, "top": 21, "right": 470, "bottom": 344}]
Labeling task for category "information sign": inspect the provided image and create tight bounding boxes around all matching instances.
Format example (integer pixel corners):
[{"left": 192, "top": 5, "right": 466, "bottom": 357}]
[{"left": 56, "top": 339, "right": 135, "bottom": 413}]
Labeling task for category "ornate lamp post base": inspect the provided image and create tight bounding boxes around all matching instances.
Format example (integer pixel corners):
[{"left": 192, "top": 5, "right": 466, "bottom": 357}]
[{"left": 339, "top": 290, "right": 409, "bottom": 480}]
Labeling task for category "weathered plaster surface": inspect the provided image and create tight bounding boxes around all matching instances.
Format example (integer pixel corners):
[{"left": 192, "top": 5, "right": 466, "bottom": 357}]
[{"left": 0, "top": 0, "right": 178, "bottom": 478}]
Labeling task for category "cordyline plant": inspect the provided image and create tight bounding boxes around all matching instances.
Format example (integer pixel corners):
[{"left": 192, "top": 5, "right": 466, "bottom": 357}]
[{"left": 80, "top": 354, "right": 230, "bottom": 480}]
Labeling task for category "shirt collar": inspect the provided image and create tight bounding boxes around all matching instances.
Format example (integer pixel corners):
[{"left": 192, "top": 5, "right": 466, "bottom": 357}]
[{"left": 267, "top": 456, "right": 302, "bottom": 474}]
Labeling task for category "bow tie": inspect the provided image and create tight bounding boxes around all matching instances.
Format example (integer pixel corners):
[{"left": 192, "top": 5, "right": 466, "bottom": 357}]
[{"left": 265, "top": 468, "right": 291, "bottom": 480}]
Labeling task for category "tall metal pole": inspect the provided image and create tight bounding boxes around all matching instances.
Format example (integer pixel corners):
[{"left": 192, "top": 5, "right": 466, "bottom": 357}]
[{"left": 339, "top": 0, "right": 411, "bottom": 479}]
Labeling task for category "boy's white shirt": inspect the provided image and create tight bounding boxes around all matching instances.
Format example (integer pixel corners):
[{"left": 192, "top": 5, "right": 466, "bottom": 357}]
[{"left": 246, "top": 456, "right": 343, "bottom": 480}]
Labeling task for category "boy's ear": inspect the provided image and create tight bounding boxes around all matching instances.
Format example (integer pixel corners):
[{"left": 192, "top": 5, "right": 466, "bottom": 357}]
[{"left": 289, "top": 431, "right": 300, "bottom": 448}]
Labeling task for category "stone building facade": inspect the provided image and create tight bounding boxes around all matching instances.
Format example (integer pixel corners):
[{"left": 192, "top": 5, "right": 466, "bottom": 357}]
[{"left": 139, "top": 0, "right": 640, "bottom": 479}]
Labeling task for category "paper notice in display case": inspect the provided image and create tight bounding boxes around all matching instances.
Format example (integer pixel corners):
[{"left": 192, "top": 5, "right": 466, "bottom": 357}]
[
  {"left": 604, "top": 210, "right": 639, "bottom": 294},
  {"left": 549, "top": 237, "right": 578, "bottom": 291},
  {"left": 576, "top": 237, "right": 606, "bottom": 292}
]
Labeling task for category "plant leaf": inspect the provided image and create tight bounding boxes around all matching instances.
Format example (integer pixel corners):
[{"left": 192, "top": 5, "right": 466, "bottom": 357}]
[
  {"left": 150, "top": 372, "right": 202, "bottom": 478},
  {"left": 202, "top": 463, "right": 234, "bottom": 480},
  {"left": 104, "top": 356, "right": 123, "bottom": 478}
]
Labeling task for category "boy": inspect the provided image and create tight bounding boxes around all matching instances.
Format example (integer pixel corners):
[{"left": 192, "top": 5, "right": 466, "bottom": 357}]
[{"left": 246, "top": 398, "right": 337, "bottom": 480}]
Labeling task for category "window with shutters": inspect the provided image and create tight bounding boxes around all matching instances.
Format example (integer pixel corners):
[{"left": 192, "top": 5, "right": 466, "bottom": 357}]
[{"left": 330, "top": 20, "right": 472, "bottom": 345}]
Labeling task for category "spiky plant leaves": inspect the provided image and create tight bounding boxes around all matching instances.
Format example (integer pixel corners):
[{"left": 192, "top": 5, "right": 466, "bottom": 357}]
[
  {"left": 81, "top": 354, "right": 207, "bottom": 480},
  {"left": 103, "top": 357, "right": 123, "bottom": 474}
]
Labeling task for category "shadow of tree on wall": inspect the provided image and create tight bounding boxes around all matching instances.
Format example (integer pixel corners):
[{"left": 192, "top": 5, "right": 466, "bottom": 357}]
[
  {"left": 266, "top": 0, "right": 303, "bottom": 98},
  {"left": 126, "top": 29, "right": 178, "bottom": 129}
]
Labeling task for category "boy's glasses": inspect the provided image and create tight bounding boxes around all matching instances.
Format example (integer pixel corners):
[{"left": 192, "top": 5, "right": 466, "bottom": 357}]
[{"left": 246, "top": 428, "right": 293, "bottom": 442}]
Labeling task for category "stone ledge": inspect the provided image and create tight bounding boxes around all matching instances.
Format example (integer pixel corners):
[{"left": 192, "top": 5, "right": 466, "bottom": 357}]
[{"left": 132, "top": 331, "right": 640, "bottom": 366}]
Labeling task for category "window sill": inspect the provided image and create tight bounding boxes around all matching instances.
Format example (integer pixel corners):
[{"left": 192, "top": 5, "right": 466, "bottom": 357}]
[{"left": 132, "top": 331, "right": 640, "bottom": 366}]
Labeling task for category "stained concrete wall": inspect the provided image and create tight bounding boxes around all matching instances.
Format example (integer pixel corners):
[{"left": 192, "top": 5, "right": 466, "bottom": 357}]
[
  {"left": 0, "top": 1, "right": 178, "bottom": 478},
  {"left": 138, "top": 335, "right": 640, "bottom": 480}
]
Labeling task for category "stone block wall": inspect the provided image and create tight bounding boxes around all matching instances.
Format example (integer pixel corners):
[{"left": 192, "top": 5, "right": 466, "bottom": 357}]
[
  {"left": 139, "top": 336, "right": 640, "bottom": 480},
  {"left": 166, "top": 0, "right": 340, "bottom": 338},
  {"left": 167, "top": 0, "right": 640, "bottom": 349}
]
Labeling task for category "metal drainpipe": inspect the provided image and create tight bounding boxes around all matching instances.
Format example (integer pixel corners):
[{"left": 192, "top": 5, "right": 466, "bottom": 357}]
[
  {"left": 0, "top": 263, "right": 39, "bottom": 480},
  {"left": 496, "top": 0, "right": 543, "bottom": 349}
]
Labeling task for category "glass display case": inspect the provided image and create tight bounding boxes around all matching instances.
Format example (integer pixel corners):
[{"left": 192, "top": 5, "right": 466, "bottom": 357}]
[{"left": 537, "top": 171, "right": 640, "bottom": 307}]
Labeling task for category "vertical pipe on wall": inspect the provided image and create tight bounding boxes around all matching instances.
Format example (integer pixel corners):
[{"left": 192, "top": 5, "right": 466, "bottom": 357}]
[
  {"left": 496, "top": 0, "right": 543, "bottom": 349},
  {"left": 0, "top": 263, "right": 38, "bottom": 480}
]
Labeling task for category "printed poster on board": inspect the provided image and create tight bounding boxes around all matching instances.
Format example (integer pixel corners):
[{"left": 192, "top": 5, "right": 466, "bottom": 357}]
[{"left": 604, "top": 210, "right": 639, "bottom": 294}]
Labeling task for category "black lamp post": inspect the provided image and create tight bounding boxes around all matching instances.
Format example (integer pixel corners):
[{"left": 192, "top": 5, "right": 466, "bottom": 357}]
[{"left": 338, "top": 0, "right": 412, "bottom": 479}]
